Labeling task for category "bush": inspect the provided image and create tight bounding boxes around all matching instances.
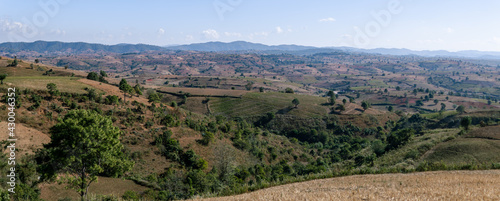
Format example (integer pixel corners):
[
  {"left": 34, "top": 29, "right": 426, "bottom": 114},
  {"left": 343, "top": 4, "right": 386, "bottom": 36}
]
[{"left": 122, "top": 190, "right": 140, "bottom": 200}]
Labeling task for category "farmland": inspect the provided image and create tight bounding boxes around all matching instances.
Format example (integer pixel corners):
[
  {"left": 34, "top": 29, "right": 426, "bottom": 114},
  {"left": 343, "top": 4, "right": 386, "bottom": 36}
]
[{"left": 196, "top": 170, "right": 500, "bottom": 201}]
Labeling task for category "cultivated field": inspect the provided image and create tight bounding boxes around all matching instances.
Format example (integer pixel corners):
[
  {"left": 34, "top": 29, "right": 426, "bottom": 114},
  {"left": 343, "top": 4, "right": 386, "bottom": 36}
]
[{"left": 196, "top": 170, "right": 500, "bottom": 200}]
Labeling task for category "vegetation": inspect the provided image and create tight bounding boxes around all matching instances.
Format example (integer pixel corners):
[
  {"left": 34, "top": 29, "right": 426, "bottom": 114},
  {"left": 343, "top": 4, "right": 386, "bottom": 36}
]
[{"left": 36, "top": 110, "right": 134, "bottom": 200}]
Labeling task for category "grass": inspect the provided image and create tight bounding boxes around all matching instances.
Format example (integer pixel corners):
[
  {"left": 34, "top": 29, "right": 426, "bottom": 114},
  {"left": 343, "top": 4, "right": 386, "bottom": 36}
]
[
  {"left": 422, "top": 127, "right": 500, "bottom": 165},
  {"left": 40, "top": 176, "right": 149, "bottom": 201},
  {"left": 421, "top": 110, "right": 458, "bottom": 119},
  {"left": 374, "top": 128, "right": 460, "bottom": 168},
  {"left": 2, "top": 76, "right": 92, "bottom": 93},
  {"left": 210, "top": 92, "right": 329, "bottom": 118}
]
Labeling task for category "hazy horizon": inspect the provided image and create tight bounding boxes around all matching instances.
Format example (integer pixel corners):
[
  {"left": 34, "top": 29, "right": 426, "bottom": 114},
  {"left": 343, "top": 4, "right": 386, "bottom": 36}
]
[{"left": 1, "top": 0, "right": 499, "bottom": 52}]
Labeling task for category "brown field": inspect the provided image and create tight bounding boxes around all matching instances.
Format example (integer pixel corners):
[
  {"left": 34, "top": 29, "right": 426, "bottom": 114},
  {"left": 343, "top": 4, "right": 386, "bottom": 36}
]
[
  {"left": 39, "top": 176, "right": 149, "bottom": 201},
  {"left": 0, "top": 122, "right": 50, "bottom": 155},
  {"left": 195, "top": 170, "right": 500, "bottom": 201}
]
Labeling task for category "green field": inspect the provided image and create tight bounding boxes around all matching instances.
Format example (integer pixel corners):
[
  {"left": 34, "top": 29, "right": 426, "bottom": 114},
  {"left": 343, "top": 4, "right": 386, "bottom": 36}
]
[
  {"left": 210, "top": 92, "right": 329, "bottom": 118},
  {"left": 3, "top": 76, "right": 93, "bottom": 93},
  {"left": 422, "top": 137, "right": 500, "bottom": 165}
]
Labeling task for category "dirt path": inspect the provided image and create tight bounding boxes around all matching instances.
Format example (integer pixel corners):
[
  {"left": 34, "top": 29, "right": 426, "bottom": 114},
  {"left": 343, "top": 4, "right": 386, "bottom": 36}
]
[{"left": 194, "top": 170, "right": 500, "bottom": 201}]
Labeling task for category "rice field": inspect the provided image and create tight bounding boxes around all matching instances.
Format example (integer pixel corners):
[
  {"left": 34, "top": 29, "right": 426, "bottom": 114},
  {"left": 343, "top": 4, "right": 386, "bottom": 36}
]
[{"left": 195, "top": 170, "right": 500, "bottom": 200}]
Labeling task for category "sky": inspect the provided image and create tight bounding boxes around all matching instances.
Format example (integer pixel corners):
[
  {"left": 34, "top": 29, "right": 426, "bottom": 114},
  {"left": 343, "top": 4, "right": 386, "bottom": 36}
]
[{"left": 1, "top": 0, "right": 500, "bottom": 51}]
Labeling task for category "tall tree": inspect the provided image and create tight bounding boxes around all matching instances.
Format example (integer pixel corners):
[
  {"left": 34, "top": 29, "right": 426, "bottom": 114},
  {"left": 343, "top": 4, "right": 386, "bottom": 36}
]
[
  {"left": 292, "top": 98, "right": 300, "bottom": 108},
  {"left": 36, "top": 110, "right": 133, "bottom": 201},
  {"left": 0, "top": 74, "right": 7, "bottom": 84}
]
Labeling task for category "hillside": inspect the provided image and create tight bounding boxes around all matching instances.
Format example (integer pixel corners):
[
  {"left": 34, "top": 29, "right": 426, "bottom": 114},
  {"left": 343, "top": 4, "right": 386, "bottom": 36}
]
[{"left": 0, "top": 48, "right": 499, "bottom": 200}]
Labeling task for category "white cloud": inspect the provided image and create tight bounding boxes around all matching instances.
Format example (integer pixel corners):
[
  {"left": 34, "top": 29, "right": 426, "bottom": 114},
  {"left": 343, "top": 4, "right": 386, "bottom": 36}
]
[
  {"left": 445, "top": 27, "right": 454, "bottom": 33},
  {"left": 224, "top": 32, "right": 242, "bottom": 37},
  {"left": 0, "top": 19, "right": 26, "bottom": 33},
  {"left": 158, "top": 28, "right": 165, "bottom": 35},
  {"left": 276, "top": 26, "right": 283, "bottom": 34},
  {"left": 319, "top": 17, "right": 336, "bottom": 22},
  {"left": 202, "top": 29, "right": 219, "bottom": 39}
]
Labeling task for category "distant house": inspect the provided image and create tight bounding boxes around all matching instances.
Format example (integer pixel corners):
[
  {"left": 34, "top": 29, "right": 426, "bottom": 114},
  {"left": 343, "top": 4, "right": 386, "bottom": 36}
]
[{"left": 146, "top": 79, "right": 153, "bottom": 82}]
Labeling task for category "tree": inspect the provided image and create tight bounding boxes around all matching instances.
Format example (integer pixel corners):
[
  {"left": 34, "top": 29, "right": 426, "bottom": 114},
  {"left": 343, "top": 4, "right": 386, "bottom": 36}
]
[
  {"left": 134, "top": 84, "right": 143, "bottom": 96},
  {"left": 0, "top": 74, "right": 7, "bottom": 84},
  {"left": 434, "top": 99, "right": 439, "bottom": 105},
  {"left": 100, "top": 70, "right": 108, "bottom": 77},
  {"left": 388, "top": 105, "right": 394, "bottom": 112},
  {"left": 335, "top": 104, "right": 345, "bottom": 113},
  {"left": 10, "top": 56, "right": 18, "bottom": 67},
  {"left": 292, "top": 98, "right": 300, "bottom": 108},
  {"left": 148, "top": 92, "right": 161, "bottom": 103},
  {"left": 440, "top": 103, "right": 446, "bottom": 111},
  {"left": 119, "top": 79, "right": 128, "bottom": 91},
  {"left": 396, "top": 86, "right": 401, "bottom": 91},
  {"left": 456, "top": 105, "right": 465, "bottom": 114},
  {"left": 119, "top": 79, "right": 132, "bottom": 102},
  {"left": 46, "top": 83, "right": 57, "bottom": 92},
  {"left": 47, "top": 83, "right": 59, "bottom": 98},
  {"left": 285, "top": 87, "right": 294, "bottom": 94},
  {"left": 36, "top": 110, "right": 133, "bottom": 201},
  {"left": 87, "top": 72, "right": 99, "bottom": 81},
  {"left": 415, "top": 100, "right": 424, "bottom": 106},
  {"left": 361, "top": 101, "right": 370, "bottom": 111},
  {"left": 34, "top": 59, "right": 39, "bottom": 63},
  {"left": 342, "top": 99, "right": 347, "bottom": 105},
  {"left": 386, "top": 128, "right": 415, "bottom": 150},
  {"left": 461, "top": 116, "right": 472, "bottom": 130}
]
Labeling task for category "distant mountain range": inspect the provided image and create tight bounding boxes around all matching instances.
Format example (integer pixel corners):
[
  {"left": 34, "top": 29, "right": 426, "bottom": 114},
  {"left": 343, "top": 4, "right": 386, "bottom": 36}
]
[
  {"left": 1, "top": 40, "right": 500, "bottom": 59},
  {"left": 0, "top": 41, "right": 164, "bottom": 54}
]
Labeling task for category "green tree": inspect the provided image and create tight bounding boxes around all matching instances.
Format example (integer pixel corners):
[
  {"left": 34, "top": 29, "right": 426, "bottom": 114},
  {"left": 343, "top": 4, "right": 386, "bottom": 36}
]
[
  {"left": 386, "top": 128, "right": 415, "bottom": 150},
  {"left": 456, "top": 105, "right": 465, "bottom": 114},
  {"left": 134, "top": 84, "right": 143, "bottom": 96},
  {"left": 292, "top": 98, "right": 300, "bottom": 108},
  {"left": 46, "top": 83, "right": 57, "bottom": 92},
  {"left": 148, "top": 92, "right": 161, "bottom": 103},
  {"left": 440, "top": 103, "right": 446, "bottom": 111},
  {"left": 47, "top": 83, "right": 59, "bottom": 98},
  {"left": 461, "top": 116, "right": 472, "bottom": 130},
  {"left": 0, "top": 74, "right": 7, "bottom": 84},
  {"left": 37, "top": 110, "right": 133, "bottom": 201},
  {"left": 86, "top": 72, "right": 99, "bottom": 81},
  {"left": 388, "top": 105, "right": 394, "bottom": 112},
  {"left": 285, "top": 87, "right": 294, "bottom": 94},
  {"left": 119, "top": 79, "right": 129, "bottom": 91},
  {"left": 342, "top": 99, "right": 347, "bottom": 105},
  {"left": 415, "top": 100, "right": 424, "bottom": 106},
  {"left": 361, "top": 101, "right": 370, "bottom": 111},
  {"left": 100, "top": 70, "right": 108, "bottom": 77},
  {"left": 335, "top": 104, "right": 345, "bottom": 113},
  {"left": 434, "top": 99, "right": 438, "bottom": 105}
]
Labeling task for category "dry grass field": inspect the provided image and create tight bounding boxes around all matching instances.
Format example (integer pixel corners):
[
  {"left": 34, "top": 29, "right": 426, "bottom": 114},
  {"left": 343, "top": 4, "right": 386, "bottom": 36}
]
[{"left": 195, "top": 170, "right": 500, "bottom": 201}]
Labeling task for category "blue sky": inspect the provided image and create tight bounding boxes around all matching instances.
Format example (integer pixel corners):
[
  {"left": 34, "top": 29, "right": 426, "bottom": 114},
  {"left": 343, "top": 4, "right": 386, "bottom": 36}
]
[{"left": 1, "top": 0, "right": 500, "bottom": 51}]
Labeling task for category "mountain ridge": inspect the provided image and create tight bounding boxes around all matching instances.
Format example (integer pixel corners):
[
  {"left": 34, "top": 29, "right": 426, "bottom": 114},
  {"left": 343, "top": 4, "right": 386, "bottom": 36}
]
[{"left": 1, "top": 40, "right": 500, "bottom": 59}]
